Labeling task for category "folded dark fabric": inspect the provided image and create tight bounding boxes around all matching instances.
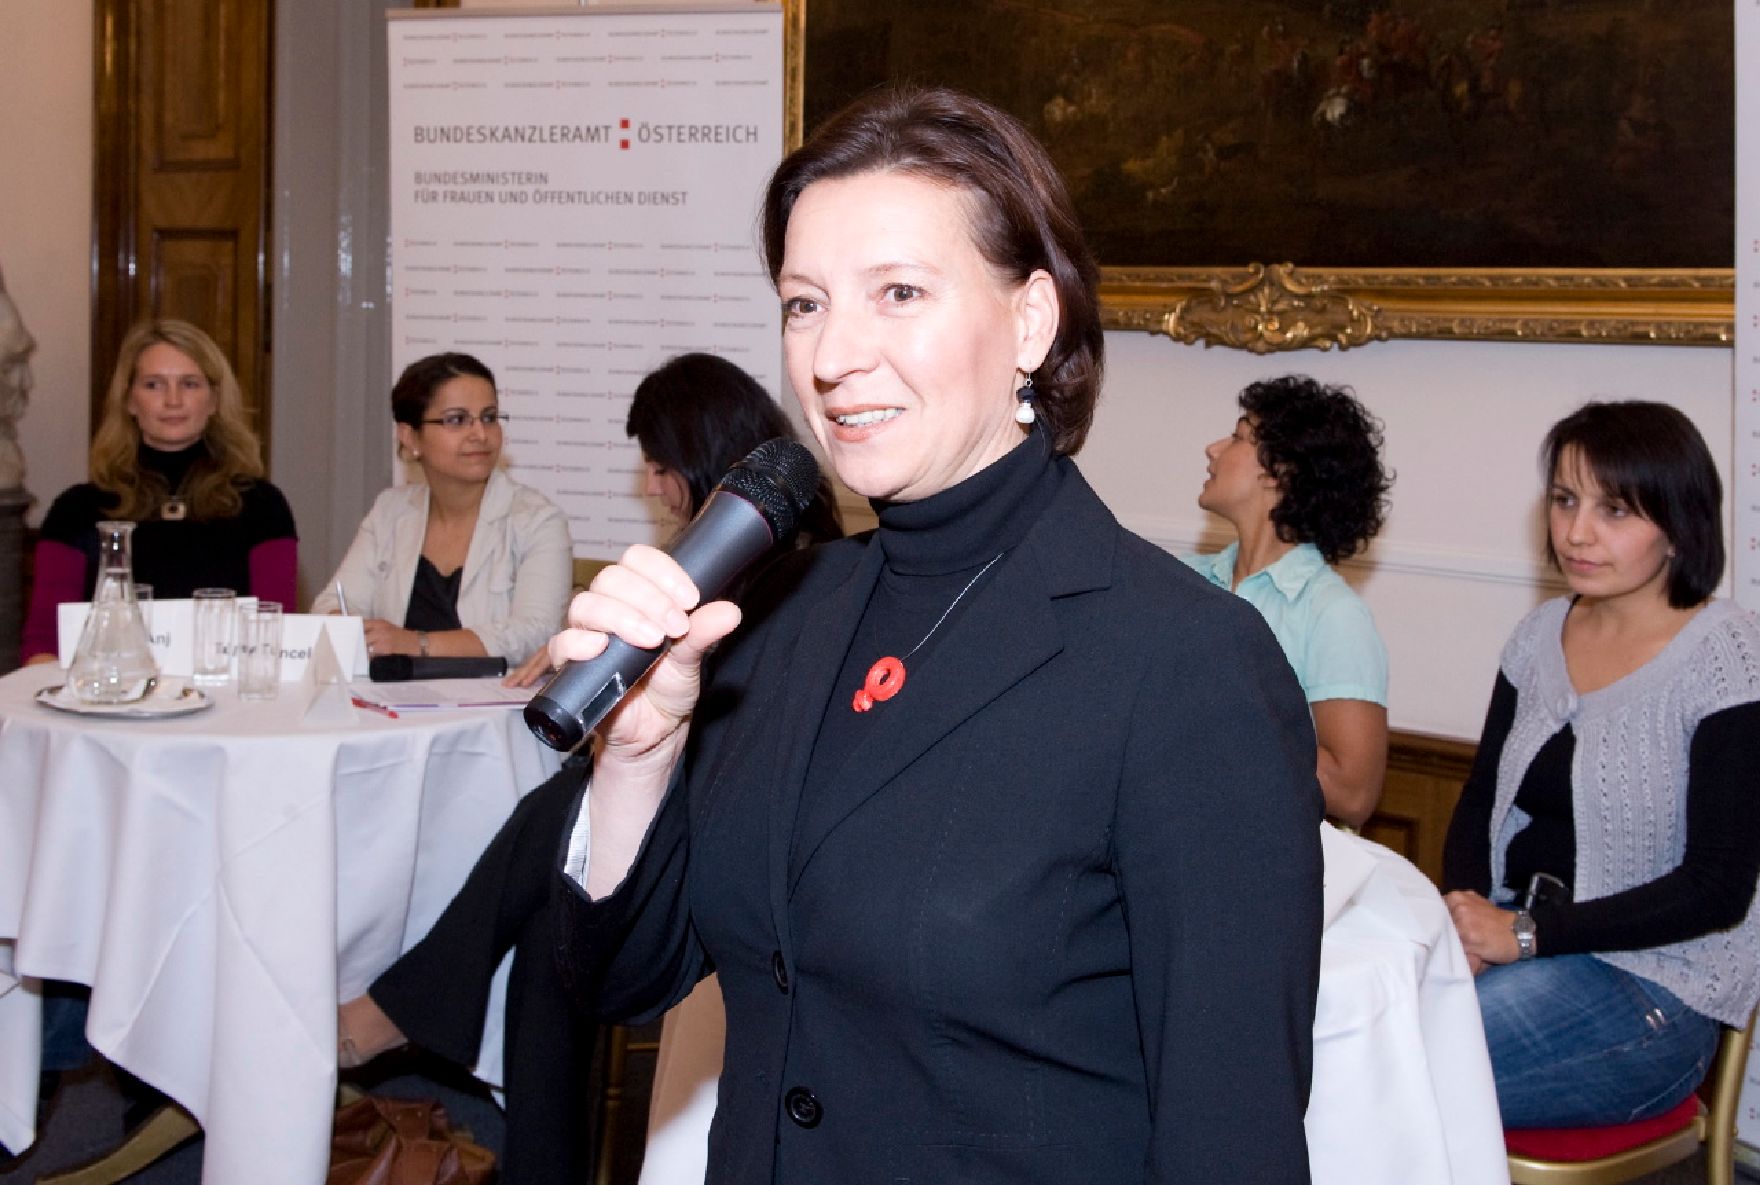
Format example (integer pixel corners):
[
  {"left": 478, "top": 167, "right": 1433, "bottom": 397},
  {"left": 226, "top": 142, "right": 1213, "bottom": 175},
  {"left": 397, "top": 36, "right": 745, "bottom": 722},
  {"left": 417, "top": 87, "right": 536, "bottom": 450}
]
[{"left": 368, "top": 655, "right": 509, "bottom": 682}]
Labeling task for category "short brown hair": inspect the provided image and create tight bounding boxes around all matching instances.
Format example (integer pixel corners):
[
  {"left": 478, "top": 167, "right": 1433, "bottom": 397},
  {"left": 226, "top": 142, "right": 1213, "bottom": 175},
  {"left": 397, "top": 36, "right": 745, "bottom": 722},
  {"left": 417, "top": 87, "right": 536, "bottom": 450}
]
[
  {"left": 391, "top": 352, "right": 497, "bottom": 428},
  {"left": 761, "top": 85, "right": 1104, "bottom": 455}
]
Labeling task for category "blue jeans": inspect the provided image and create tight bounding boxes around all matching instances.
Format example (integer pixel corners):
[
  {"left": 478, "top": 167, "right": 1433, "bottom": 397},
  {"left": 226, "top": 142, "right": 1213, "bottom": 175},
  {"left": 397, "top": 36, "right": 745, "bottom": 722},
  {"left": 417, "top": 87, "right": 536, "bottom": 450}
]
[{"left": 1478, "top": 954, "right": 1721, "bottom": 1127}]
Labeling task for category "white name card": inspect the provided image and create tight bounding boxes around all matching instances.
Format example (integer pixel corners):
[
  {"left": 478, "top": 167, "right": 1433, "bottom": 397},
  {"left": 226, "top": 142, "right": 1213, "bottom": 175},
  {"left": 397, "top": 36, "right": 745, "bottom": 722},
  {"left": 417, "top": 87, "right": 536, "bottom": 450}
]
[
  {"left": 274, "top": 615, "right": 368, "bottom": 682},
  {"left": 55, "top": 603, "right": 366, "bottom": 681},
  {"left": 57, "top": 597, "right": 257, "bottom": 676}
]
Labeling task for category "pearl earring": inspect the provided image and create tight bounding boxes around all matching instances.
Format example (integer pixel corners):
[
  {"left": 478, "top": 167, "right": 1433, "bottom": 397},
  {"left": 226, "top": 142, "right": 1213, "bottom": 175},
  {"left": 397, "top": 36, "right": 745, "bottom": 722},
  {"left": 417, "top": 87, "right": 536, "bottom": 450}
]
[{"left": 1014, "top": 376, "right": 1036, "bottom": 426}]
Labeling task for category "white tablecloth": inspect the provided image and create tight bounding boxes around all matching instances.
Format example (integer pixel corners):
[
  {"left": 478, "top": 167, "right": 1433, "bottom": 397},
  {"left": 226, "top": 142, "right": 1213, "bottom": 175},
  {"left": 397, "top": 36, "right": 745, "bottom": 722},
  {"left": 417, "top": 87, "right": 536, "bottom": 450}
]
[
  {"left": 634, "top": 825, "right": 1509, "bottom": 1185},
  {"left": 1307, "top": 824, "right": 1508, "bottom": 1185},
  {"left": 0, "top": 664, "right": 560, "bottom": 1184}
]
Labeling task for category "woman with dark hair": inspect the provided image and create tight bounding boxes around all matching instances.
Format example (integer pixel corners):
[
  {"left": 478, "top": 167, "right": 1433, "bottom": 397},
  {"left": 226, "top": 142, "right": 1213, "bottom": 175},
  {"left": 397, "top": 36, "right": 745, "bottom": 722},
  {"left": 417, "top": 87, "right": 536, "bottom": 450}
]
[
  {"left": 626, "top": 352, "right": 843, "bottom": 549},
  {"left": 1186, "top": 375, "right": 1393, "bottom": 826},
  {"left": 1443, "top": 400, "right": 1760, "bottom": 1128},
  {"left": 335, "top": 355, "right": 839, "bottom": 1185},
  {"left": 22, "top": 318, "right": 297, "bottom": 662},
  {"left": 550, "top": 84, "right": 1321, "bottom": 1184},
  {"left": 311, "top": 352, "right": 570, "bottom": 664}
]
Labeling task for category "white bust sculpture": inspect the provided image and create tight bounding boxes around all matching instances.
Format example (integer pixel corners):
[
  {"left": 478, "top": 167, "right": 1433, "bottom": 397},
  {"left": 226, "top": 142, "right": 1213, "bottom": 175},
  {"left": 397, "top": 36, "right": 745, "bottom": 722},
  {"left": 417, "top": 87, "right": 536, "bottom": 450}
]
[{"left": 0, "top": 265, "right": 36, "bottom": 491}]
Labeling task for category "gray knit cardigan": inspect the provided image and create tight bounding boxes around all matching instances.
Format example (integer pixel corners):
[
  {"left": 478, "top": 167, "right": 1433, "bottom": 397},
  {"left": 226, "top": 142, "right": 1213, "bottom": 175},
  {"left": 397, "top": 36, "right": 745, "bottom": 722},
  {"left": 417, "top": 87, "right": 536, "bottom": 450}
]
[{"left": 1487, "top": 596, "right": 1760, "bottom": 1026}]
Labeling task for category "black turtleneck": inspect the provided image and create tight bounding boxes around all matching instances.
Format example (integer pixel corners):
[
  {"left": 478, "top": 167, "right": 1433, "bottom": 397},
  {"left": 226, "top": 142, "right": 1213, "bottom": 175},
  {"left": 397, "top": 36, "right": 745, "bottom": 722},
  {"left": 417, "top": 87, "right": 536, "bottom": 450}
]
[
  {"left": 38, "top": 442, "right": 297, "bottom": 600},
  {"left": 797, "top": 428, "right": 1062, "bottom": 827}
]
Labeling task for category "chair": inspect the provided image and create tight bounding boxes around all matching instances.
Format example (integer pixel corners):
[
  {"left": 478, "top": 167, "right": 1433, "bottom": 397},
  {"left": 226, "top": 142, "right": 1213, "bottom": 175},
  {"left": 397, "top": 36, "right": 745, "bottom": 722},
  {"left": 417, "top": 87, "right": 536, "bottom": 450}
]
[
  {"left": 36, "top": 1103, "right": 199, "bottom": 1185},
  {"left": 593, "top": 1022, "right": 663, "bottom": 1185},
  {"left": 1505, "top": 1007, "right": 1757, "bottom": 1185},
  {"left": 572, "top": 557, "right": 611, "bottom": 596}
]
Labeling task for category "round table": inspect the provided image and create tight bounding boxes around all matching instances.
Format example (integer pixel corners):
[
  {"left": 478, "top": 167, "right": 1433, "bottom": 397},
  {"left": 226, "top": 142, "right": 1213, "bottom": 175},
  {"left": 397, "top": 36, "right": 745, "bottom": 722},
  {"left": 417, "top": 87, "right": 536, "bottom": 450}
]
[{"left": 0, "top": 663, "right": 561, "bottom": 1184}]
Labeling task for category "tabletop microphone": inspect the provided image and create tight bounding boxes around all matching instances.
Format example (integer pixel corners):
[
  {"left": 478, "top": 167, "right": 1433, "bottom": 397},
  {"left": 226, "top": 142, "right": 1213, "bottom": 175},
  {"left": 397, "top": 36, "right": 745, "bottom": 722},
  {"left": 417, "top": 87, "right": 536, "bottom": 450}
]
[{"left": 524, "top": 437, "right": 821, "bottom": 752}]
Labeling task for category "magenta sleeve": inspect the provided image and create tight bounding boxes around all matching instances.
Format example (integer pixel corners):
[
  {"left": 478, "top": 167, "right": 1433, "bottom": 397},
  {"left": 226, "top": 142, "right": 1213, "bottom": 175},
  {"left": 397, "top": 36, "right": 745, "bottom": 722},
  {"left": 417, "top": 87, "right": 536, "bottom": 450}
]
[
  {"left": 22, "top": 539, "right": 91, "bottom": 661},
  {"left": 248, "top": 536, "right": 300, "bottom": 611}
]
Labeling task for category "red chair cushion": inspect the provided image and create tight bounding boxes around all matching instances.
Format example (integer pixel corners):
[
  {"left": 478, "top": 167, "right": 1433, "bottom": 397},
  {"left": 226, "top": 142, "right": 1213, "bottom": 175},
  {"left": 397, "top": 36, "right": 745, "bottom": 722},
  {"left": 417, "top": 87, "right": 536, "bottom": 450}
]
[{"left": 1505, "top": 1095, "right": 1700, "bottom": 1161}]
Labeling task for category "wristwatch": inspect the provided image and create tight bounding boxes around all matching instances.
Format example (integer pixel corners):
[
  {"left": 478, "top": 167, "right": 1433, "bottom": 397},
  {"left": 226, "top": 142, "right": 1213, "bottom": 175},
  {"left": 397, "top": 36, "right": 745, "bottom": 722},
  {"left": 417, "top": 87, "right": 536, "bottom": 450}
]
[
  {"left": 417, "top": 631, "right": 430, "bottom": 658},
  {"left": 1513, "top": 909, "right": 1538, "bottom": 960}
]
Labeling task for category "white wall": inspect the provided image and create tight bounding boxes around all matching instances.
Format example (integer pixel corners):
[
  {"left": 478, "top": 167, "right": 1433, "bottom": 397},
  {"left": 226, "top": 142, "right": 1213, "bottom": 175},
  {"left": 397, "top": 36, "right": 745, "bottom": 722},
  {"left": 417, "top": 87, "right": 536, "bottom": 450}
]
[
  {"left": 0, "top": 0, "right": 93, "bottom": 524},
  {"left": 827, "top": 332, "right": 1734, "bottom": 741},
  {"left": 1081, "top": 334, "right": 1735, "bottom": 740}
]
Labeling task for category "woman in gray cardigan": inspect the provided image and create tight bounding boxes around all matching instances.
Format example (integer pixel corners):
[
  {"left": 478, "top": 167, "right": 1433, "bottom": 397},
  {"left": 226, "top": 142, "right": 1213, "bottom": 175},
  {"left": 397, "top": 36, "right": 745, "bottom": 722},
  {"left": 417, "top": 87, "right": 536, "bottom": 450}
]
[{"left": 1442, "top": 400, "right": 1760, "bottom": 1128}]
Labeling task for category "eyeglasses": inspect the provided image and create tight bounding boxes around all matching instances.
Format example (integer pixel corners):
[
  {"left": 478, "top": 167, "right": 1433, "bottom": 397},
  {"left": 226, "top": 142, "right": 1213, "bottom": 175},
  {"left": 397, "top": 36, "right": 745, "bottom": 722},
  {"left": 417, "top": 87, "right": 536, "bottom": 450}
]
[{"left": 421, "top": 409, "right": 508, "bottom": 430}]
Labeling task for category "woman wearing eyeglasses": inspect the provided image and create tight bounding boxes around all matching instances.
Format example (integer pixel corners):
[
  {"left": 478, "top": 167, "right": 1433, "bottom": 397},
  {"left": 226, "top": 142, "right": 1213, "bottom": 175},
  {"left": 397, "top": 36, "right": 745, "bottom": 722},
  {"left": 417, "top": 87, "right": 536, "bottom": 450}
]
[{"left": 312, "top": 352, "right": 571, "bottom": 665}]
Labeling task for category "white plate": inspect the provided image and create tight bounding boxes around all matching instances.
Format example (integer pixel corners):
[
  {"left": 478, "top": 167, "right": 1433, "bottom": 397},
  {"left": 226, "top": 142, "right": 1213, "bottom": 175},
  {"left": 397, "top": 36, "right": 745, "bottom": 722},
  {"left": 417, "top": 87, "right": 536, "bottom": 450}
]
[{"left": 34, "top": 682, "right": 213, "bottom": 719}]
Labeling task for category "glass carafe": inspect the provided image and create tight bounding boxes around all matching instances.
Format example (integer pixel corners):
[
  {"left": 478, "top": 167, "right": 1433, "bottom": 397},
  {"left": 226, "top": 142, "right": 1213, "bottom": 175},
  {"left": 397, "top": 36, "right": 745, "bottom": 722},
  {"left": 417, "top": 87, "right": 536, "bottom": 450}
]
[{"left": 67, "top": 521, "right": 160, "bottom": 703}]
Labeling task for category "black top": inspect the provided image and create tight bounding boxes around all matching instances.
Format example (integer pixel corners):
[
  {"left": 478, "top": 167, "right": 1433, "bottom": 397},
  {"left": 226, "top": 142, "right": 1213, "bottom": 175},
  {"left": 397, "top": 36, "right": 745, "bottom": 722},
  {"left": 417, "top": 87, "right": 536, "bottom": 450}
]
[
  {"left": 39, "top": 442, "right": 297, "bottom": 599},
  {"left": 1501, "top": 723, "right": 1577, "bottom": 899},
  {"left": 403, "top": 555, "right": 465, "bottom": 633},
  {"left": 1443, "top": 671, "right": 1760, "bottom": 955},
  {"left": 558, "top": 439, "right": 1322, "bottom": 1184},
  {"left": 800, "top": 430, "right": 1059, "bottom": 816}
]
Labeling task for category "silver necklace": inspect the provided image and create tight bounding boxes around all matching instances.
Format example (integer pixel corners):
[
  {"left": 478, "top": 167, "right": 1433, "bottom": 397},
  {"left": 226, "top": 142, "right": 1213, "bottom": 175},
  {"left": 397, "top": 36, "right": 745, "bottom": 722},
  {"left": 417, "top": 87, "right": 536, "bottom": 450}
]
[{"left": 851, "top": 551, "right": 1006, "bottom": 713}]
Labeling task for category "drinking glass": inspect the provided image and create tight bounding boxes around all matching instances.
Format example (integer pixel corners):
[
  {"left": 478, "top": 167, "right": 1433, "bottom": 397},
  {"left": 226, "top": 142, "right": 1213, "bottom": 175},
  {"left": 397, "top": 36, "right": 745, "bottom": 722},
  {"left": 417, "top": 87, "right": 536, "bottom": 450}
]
[
  {"left": 192, "top": 588, "right": 237, "bottom": 686},
  {"left": 236, "top": 604, "right": 284, "bottom": 700}
]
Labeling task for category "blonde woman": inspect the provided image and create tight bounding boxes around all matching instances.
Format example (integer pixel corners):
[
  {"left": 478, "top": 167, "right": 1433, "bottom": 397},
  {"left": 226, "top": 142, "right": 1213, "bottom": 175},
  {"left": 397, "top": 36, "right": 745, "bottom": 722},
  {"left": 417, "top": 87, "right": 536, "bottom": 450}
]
[
  {"left": 19, "top": 319, "right": 296, "bottom": 1124},
  {"left": 22, "top": 318, "right": 296, "bottom": 663}
]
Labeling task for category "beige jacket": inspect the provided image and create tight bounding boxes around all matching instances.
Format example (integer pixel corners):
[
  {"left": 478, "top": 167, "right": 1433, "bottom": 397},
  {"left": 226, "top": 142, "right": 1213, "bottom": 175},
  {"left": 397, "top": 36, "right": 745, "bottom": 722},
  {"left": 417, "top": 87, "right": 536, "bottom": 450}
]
[{"left": 311, "top": 469, "right": 571, "bottom": 663}]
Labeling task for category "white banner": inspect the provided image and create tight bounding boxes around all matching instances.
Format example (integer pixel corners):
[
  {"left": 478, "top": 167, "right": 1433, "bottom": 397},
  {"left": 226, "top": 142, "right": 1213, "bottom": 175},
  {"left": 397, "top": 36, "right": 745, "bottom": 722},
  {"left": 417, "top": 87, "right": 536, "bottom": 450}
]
[
  {"left": 1733, "top": 0, "right": 1760, "bottom": 1161},
  {"left": 387, "top": 4, "right": 785, "bottom": 560},
  {"left": 1738, "top": 0, "right": 1760, "bottom": 614}
]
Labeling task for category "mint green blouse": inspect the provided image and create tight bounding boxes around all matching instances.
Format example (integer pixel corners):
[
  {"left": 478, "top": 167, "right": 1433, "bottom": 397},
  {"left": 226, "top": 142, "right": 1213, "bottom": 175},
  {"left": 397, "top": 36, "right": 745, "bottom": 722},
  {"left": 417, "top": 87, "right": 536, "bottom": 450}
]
[{"left": 1184, "top": 542, "right": 1388, "bottom": 707}]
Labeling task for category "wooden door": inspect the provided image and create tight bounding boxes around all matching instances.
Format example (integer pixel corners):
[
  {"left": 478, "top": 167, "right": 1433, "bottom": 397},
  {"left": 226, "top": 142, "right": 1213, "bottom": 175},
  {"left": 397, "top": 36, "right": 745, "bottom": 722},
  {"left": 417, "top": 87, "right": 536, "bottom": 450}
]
[{"left": 93, "top": 0, "right": 272, "bottom": 450}]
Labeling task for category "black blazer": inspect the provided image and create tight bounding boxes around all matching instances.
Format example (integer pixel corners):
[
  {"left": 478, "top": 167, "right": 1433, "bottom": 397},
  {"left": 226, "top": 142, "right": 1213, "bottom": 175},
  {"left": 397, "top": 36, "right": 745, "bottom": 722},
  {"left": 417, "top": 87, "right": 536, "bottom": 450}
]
[{"left": 558, "top": 459, "right": 1323, "bottom": 1185}]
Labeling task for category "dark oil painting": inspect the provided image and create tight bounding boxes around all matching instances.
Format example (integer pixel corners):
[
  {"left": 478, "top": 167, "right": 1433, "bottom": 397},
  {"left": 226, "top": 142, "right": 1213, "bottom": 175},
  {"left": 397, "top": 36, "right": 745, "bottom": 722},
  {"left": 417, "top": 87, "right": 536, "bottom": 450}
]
[{"left": 802, "top": 0, "right": 1734, "bottom": 270}]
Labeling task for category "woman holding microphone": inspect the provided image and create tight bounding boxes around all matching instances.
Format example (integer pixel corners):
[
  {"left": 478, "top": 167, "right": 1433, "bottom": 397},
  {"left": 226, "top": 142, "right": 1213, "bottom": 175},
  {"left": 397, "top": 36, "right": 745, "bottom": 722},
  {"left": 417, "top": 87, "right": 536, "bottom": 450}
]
[{"left": 550, "top": 84, "right": 1322, "bottom": 1185}]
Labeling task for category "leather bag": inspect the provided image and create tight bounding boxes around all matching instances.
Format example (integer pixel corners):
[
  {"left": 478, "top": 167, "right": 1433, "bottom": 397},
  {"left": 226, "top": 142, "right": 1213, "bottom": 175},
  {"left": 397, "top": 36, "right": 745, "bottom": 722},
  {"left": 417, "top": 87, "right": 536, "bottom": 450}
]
[{"left": 328, "top": 1096, "right": 496, "bottom": 1185}]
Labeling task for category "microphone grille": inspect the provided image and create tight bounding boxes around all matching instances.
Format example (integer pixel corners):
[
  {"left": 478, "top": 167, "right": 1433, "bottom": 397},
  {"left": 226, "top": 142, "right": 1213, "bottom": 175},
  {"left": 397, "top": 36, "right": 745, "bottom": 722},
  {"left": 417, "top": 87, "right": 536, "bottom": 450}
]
[{"left": 717, "top": 438, "right": 821, "bottom": 540}]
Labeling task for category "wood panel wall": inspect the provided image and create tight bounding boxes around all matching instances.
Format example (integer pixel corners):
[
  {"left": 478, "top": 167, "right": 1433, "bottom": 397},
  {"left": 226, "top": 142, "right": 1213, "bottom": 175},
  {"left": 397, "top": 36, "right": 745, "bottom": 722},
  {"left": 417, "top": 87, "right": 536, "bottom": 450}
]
[{"left": 1364, "top": 729, "right": 1476, "bottom": 886}]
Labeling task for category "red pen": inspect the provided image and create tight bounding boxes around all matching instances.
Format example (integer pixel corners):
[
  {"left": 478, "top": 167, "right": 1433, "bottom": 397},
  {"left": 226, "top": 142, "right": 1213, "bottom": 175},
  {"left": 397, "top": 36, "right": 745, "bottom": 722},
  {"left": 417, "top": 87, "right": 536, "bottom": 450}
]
[{"left": 350, "top": 695, "right": 399, "bottom": 719}]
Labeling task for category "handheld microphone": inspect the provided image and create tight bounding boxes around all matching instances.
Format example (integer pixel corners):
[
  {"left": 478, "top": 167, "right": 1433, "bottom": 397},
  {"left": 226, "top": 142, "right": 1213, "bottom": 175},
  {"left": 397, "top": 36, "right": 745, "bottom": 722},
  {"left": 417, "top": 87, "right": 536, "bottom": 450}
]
[{"left": 524, "top": 438, "right": 821, "bottom": 751}]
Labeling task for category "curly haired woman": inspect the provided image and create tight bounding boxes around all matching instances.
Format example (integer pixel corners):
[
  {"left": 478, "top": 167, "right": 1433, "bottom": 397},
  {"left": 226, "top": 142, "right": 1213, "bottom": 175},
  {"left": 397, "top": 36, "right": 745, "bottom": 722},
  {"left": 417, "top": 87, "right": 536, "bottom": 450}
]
[{"left": 1186, "top": 375, "right": 1394, "bottom": 826}]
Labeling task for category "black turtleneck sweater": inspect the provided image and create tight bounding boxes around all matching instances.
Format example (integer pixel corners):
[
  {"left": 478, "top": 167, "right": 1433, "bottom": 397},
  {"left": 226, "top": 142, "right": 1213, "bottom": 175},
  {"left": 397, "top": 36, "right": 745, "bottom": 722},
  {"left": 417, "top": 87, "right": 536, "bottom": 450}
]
[
  {"left": 794, "top": 430, "right": 1060, "bottom": 869},
  {"left": 37, "top": 443, "right": 296, "bottom": 600},
  {"left": 25, "top": 445, "right": 299, "bottom": 657}
]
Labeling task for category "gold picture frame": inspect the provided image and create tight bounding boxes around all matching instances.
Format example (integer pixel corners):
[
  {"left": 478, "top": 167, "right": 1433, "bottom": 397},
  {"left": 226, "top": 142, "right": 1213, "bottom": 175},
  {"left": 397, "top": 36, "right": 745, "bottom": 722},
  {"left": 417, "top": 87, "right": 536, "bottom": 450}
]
[{"left": 781, "top": 0, "right": 1734, "bottom": 353}]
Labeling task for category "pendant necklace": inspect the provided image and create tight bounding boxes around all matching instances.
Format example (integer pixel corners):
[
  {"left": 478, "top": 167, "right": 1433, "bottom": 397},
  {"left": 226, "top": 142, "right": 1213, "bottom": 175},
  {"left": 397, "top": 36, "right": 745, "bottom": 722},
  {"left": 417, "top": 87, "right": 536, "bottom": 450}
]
[
  {"left": 159, "top": 467, "right": 193, "bottom": 521},
  {"left": 852, "top": 551, "right": 1005, "bottom": 713}
]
